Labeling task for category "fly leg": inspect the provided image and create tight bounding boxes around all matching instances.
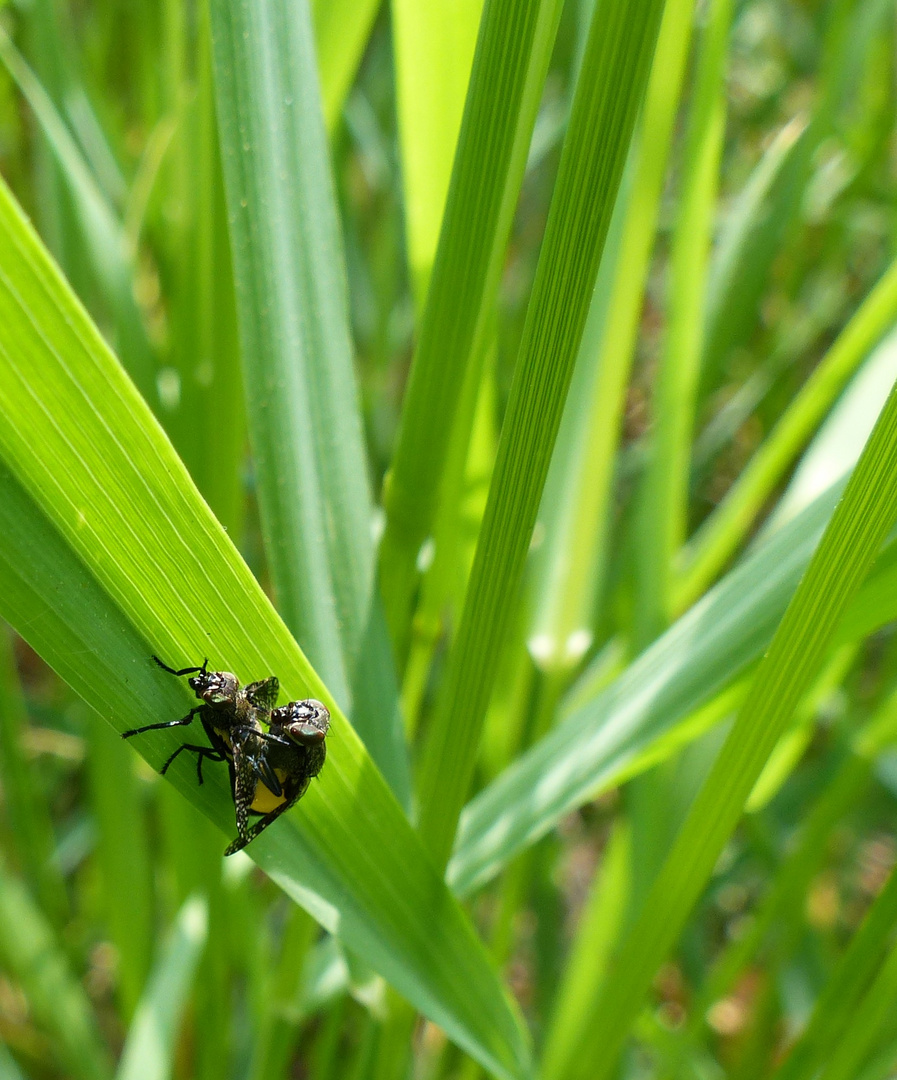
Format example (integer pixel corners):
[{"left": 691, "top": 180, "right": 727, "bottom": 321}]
[{"left": 121, "top": 707, "right": 202, "bottom": 740}]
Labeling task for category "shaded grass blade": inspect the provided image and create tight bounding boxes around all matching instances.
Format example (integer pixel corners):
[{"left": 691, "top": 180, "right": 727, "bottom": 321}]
[
  {"left": 574, "top": 375, "right": 897, "bottom": 1079},
  {"left": 417, "top": 0, "right": 667, "bottom": 870},
  {"left": 209, "top": 0, "right": 409, "bottom": 804},
  {"left": 0, "top": 177, "right": 530, "bottom": 1080}
]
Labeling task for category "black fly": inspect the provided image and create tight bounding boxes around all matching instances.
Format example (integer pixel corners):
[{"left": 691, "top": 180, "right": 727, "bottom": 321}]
[{"left": 122, "top": 656, "right": 329, "bottom": 854}]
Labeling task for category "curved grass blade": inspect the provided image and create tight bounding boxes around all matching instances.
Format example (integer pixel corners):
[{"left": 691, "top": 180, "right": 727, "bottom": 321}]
[
  {"left": 574, "top": 372, "right": 897, "bottom": 1080},
  {"left": 0, "top": 177, "right": 530, "bottom": 1080},
  {"left": 417, "top": 0, "right": 667, "bottom": 870},
  {"left": 209, "top": 0, "right": 408, "bottom": 804}
]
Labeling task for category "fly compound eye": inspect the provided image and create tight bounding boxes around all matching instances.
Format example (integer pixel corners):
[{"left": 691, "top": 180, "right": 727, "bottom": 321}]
[
  {"left": 191, "top": 671, "right": 238, "bottom": 704},
  {"left": 284, "top": 699, "right": 330, "bottom": 742}
]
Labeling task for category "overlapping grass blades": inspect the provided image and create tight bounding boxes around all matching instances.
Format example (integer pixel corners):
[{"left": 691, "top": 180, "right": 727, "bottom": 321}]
[{"left": 0, "top": 177, "right": 530, "bottom": 1080}]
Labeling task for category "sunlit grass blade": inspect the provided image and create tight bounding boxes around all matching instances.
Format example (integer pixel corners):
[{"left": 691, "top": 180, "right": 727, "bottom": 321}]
[
  {"left": 0, "top": 855, "right": 112, "bottom": 1080},
  {"left": 116, "top": 896, "right": 208, "bottom": 1080},
  {"left": 417, "top": 0, "right": 666, "bottom": 870},
  {"left": 527, "top": 0, "right": 696, "bottom": 675},
  {"left": 578, "top": 374, "right": 897, "bottom": 1080},
  {"left": 679, "top": 256, "right": 897, "bottom": 609},
  {"left": 0, "top": 177, "right": 530, "bottom": 1080},
  {"left": 379, "top": 0, "right": 564, "bottom": 663},
  {"left": 392, "top": 0, "right": 483, "bottom": 302},
  {"left": 312, "top": 0, "right": 381, "bottom": 132},
  {"left": 209, "top": 0, "right": 409, "bottom": 803}
]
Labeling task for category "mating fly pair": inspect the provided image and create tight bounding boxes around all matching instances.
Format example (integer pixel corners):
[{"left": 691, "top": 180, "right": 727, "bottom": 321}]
[{"left": 122, "top": 656, "right": 329, "bottom": 855}]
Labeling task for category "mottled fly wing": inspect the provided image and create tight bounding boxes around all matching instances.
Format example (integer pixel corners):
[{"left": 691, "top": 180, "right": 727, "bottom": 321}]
[{"left": 243, "top": 676, "right": 280, "bottom": 713}]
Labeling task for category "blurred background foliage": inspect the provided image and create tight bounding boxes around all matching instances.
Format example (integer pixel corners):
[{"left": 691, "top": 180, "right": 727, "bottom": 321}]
[{"left": 1, "top": 0, "right": 897, "bottom": 1077}]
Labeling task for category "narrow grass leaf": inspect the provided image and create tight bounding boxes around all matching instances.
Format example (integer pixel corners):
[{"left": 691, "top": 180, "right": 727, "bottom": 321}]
[
  {"left": 528, "top": 0, "right": 696, "bottom": 673},
  {"left": 417, "top": 0, "right": 666, "bottom": 870},
  {"left": 0, "top": 178, "right": 531, "bottom": 1080},
  {"left": 634, "top": 0, "right": 730, "bottom": 645},
  {"left": 577, "top": 373, "right": 897, "bottom": 1080},
  {"left": 0, "top": 856, "right": 112, "bottom": 1080},
  {"left": 116, "top": 896, "right": 209, "bottom": 1080},
  {"left": 379, "top": 0, "right": 564, "bottom": 661},
  {"left": 209, "top": 0, "right": 409, "bottom": 804}
]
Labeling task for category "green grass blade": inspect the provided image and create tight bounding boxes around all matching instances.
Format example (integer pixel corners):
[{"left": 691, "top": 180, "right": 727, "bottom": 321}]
[
  {"left": 417, "top": 0, "right": 666, "bottom": 870},
  {"left": 528, "top": 0, "right": 696, "bottom": 672},
  {"left": 84, "top": 711, "right": 154, "bottom": 1019},
  {"left": 209, "top": 0, "right": 409, "bottom": 803},
  {"left": 0, "top": 177, "right": 530, "bottom": 1080},
  {"left": 313, "top": 0, "right": 381, "bottom": 131},
  {"left": 0, "top": 855, "right": 112, "bottom": 1080},
  {"left": 679, "top": 255, "right": 897, "bottom": 608},
  {"left": 576, "top": 375, "right": 897, "bottom": 1080},
  {"left": 379, "top": 0, "right": 564, "bottom": 662},
  {"left": 449, "top": 471, "right": 841, "bottom": 897},
  {"left": 633, "top": 0, "right": 730, "bottom": 645},
  {"left": 392, "top": 0, "right": 483, "bottom": 301},
  {"left": 115, "top": 896, "right": 209, "bottom": 1080}
]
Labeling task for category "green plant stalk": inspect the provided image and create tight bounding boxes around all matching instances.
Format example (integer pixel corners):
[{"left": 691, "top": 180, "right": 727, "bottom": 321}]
[
  {"left": 678, "top": 255, "right": 897, "bottom": 610},
  {"left": 634, "top": 0, "right": 730, "bottom": 647},
  {"left": 573, "top": 371, "right": 897, "bottom": 1080},
  {"left": 417, "top": 0, "right": 666, "bottom": 870},
  {"left": 527, "top": 0, "right": 697, "bottom": 673},
  {"left": 379, "top": 0, "right": 563, "bottom": 666}
]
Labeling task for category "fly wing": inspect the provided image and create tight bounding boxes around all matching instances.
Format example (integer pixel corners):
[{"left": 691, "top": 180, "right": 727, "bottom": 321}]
[{"left": 244, "top": 676, "right": 280, "bottom": 713}]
